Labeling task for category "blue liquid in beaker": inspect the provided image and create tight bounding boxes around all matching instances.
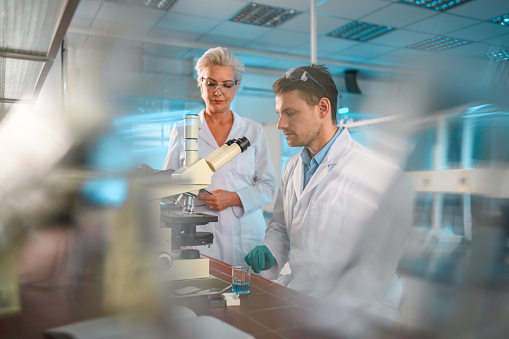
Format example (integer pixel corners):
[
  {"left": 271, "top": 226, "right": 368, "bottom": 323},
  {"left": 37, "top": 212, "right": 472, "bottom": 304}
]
[{"left": 232, "top": 282, "right": 250, "bottom": 294}]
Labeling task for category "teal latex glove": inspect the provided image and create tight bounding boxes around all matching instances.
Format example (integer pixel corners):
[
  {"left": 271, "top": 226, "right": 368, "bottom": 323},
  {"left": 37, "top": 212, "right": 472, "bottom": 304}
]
[{"left": 244, "top": 245, "right": 276, "bottom": 273}]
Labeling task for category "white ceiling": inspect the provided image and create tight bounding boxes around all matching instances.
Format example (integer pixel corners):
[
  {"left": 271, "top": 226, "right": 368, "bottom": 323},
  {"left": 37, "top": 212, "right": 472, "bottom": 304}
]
[{"left": 66, "top": 0, "right": 509, "bottom": 78}]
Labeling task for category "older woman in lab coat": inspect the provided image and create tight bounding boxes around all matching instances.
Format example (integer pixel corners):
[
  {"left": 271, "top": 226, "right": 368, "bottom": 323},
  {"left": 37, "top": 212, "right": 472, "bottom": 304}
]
[{"left": 163, "top": 47, "right": 277, "bottom": 265}]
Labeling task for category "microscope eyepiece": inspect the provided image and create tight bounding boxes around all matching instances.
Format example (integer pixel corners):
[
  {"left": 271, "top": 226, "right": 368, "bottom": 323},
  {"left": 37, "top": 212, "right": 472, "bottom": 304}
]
[{"left": 234, "top": 137, "right": 250, "bottom": 152}]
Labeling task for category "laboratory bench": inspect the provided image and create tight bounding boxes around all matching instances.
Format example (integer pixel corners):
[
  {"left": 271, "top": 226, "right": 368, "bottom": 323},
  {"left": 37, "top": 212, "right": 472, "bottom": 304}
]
[
  {"left": 0, "top": 245, "right": 429, "bottom": 339},
  {"left": 170, "top": 257, "right": 431, "bottom": 339},
  {"left": 172, "top": 257, "right": 331, "bottom": 339}
]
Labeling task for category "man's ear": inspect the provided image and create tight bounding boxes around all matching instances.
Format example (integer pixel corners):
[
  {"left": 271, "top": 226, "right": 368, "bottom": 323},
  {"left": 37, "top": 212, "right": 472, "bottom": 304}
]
[{"left": 317, "top": 97, "right": 331, "bottom": 120}]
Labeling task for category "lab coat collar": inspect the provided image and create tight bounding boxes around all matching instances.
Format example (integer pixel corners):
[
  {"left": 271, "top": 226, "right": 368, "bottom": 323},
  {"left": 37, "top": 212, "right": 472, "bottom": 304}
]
[
  {"left": 294, "top": 127, "right": 353, "bottom": 200},
  {"left": 198, "top": 109, "right": 246, "bottom": 148}
]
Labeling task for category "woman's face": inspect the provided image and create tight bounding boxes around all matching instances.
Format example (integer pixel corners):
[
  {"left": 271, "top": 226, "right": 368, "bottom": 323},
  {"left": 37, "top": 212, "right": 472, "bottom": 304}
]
[{"left": 199, "top": 65, "right": 239, "bottom": 114}]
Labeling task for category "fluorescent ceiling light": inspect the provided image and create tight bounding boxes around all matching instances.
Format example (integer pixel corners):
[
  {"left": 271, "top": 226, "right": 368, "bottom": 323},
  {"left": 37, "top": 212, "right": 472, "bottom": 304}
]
[
  {"left": 327, "top": 21, "right": 394, "bottom": 42},
  {"left": 0, "top": 58, "right": 45, "bottom": 101},
  {"left": 399, "top": 0, "right": 472, "bottom": 11},
  {"left": 407, "top": 36, "right": 471, "bottom": 51},
  {"left": 229, "top": 3, "right": 300, "bottom": 28},
  {"left": 106, "top": 0, "right": 177, "bottom": 11},
  {"left": 490, "top": 13, "right": 509, "bottom": 26},
  {"left": 480, "top": 49, "right": 509, "bottom": 62},
  {"left": 0, "top": 0, "right": 67, "bottom": 55},
  {"left": 1, "top": 0, "right": 79, "bottom": 104}
]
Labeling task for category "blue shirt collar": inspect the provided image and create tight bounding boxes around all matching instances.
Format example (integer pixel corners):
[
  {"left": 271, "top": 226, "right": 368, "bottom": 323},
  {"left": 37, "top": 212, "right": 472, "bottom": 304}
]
[{"left": 301, "top": 126, "right": 341, "bottom": 171}]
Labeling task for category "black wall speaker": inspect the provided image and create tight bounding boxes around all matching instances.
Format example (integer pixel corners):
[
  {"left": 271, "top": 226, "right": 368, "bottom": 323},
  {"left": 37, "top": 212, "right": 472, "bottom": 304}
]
[{"left": 344, "top": 70, "right": 361, "bottom": 94}]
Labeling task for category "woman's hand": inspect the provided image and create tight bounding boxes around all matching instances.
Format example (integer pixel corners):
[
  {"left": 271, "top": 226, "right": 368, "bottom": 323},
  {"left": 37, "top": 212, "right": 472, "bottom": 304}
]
[{"left": 197, "top": 189, "right": 242, "bottom": 211}]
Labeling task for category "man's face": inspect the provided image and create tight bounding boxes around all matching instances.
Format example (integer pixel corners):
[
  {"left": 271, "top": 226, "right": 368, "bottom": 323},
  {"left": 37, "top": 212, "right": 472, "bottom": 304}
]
[{"left": 276, "top": 89, "right": 322, "bottom": 148}]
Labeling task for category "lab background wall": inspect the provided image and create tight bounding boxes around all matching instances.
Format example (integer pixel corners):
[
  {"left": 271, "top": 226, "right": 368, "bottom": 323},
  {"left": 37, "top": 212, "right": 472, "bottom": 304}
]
[{"left": 59, "top": 44, "right": 407, "bottom": 176}]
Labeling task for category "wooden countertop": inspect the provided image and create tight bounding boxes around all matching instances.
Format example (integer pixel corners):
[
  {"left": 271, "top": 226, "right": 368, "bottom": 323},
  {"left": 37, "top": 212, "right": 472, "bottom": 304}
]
[{"left": 171, "top": 257, "right": 342, "bottom": 339}]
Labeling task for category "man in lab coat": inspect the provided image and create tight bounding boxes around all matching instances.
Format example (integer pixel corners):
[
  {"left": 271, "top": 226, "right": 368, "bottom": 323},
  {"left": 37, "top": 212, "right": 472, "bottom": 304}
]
[{"left": 245, "top": 65, "right": 414, "bottom": 335}]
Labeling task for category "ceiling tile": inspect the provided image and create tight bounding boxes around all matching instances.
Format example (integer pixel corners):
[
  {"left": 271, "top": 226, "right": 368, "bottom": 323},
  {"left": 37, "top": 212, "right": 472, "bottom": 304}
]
[
  {"left": 373, "top": 30, "right": 434, "bottom": 47},
  {"left": 156, "top": 12, "right": 222, "bottom": 33},
  {"left": 248, "top": 0, "right": 313, "bottom": 12},
  {"left": 73, "top": 0, "right": 102, "bottom": 20},
  {"left": 149, "top": 28, "right": 203, "bottom": 42},
  {"left": 447, "top": 0, "right": 509, "bottom": 21},
  {"left": 82, "top": 35, "right": 123, "bottom": 50},
  {"left": 316, "top": 0, "right": 391, "bottom": 20},
  {"left": 197, "top": 34, "right": 254, "bottom": 48},
  {"left": 449, "top": 22, "right": 509, "bottom": 42},
  {"left": 70, "top": 17, "right": 94, "bottom": 27},
  {"left": 405, "top": 13, "right": 481, "bottom": 35},
  {"left": 91, "top": 20, "right": 151, "bottom": 36},
  {"left": 66, "top": 32, "right": 89, "bottom": 48},
  {"left": 484, "top": 33, "right": 509, "bottom": 46},
  {"left": 264, "top": 59, "right": 305, "bottom": 71},
  {"left": 240, "top": 40, "right": 285, "bottom": 53},
  {"left": 235, "top": 53, "right": 279, "bottom": 68},
  {"left": 171, "top": 0, "right": 246, "bottom": 20},
  {"left": 204, "top": 21, "right": 271, "bottom": 41},
  {"left": 338, "top": 43, "right": 396, "bottom": 58},
  {"left": 96, "top": 2, "right": 165, "bottom": 25},
  {"left": 412, "top": 52, "right": 469, "bottom": 68},
  {"left": 252, "top": 29, "right": 310, "bottom": 47},
  {"left": 327, "top": 53, "right": 376, "bottom": 65},
  {"left": 281, "top": 13, "right": 350, "bottom": 35},
  {"left": 375, "top": 48, "right": 432, "bottom": 65},
  {"left": 316, "top": 36, "right": 361, "bottom": 54},
  {"left": 142, "top": 43, "right": 195, "bottom": 60},
  {"left": 361, "top": 3, "right": 436, "bottom": 28}
]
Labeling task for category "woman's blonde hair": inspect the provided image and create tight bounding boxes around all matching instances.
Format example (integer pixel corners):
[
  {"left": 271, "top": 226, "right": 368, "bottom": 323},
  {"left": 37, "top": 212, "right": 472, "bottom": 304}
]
[{"left": 195, "top": 47, "right": 244, "bottom": 83}]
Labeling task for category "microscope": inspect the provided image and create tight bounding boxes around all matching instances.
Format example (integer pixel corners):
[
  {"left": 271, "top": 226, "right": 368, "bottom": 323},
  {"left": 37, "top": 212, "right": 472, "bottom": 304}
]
[{"left": 143, "top": 114, "right": 250, "bottom": 281}]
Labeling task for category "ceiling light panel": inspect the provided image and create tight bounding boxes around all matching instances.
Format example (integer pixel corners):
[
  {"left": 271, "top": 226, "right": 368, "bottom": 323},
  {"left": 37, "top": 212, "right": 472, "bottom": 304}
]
[
  {"left": 327, "top": 21, "right": 394, "bottom": 42},
  {"left": 0, "top": 0, "right": 67, "bottom": 56},
  {"left": 490, "top": 13, "right": 509, "bottom": 26},
  {"left": 0, "top": 57, "right": 45, "bottom": 101},
  {"left": 407, "top": 36, "right": 471, "bottom": 51},
  {"left": 399, "top": 0, "right": 472, "bottom": 11},
  {"left": 480, "top": 49, "right": 509, "bottom": 62},
  {"left": 106, "top": 0, "right": 178, "bottom": 11},
  {"left": 229, "top": 3, "right": 300, "bottom": 28}
]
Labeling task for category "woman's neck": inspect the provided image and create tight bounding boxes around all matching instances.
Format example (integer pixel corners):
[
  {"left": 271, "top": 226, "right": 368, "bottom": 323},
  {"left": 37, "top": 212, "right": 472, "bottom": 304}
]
[{"left": 204, "top": 109, "right": 233, "bottom": 124}]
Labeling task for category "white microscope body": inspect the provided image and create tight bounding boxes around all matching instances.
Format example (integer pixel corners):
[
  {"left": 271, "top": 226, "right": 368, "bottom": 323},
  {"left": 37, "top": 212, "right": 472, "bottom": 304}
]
[{"left": 145, "top": 114, "right": 250, "bottom": 281}]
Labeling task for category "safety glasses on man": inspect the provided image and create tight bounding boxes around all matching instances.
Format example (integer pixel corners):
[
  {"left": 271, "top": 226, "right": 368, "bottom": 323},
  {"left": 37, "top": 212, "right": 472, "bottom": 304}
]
[
  {"left": 201, "top": 77, "right": 239, "bottom": 94},
  {"left": 284, "top": 68, "right": 327, "bottom": 97}
]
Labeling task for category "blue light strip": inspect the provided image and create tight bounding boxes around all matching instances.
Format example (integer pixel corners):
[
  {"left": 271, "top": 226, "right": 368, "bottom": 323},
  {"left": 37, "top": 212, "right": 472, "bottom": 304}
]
[
  {"left": 229, "top": 3, "right": 300, "bottom": 28},
  {"left": 407, "top": 36, "right": 471, "bottom": 51},
  {"left": 327, "top": 21, "right": 394, "bottom": 42},
  {"left": 400, "top": 0, "right": 472, "bottom": 11},
  {"left": 490, "top": 13, "right": 509, "bottom": 26},
  {"left": 480, "top": 49, "right": 509, "bottom": 62}
]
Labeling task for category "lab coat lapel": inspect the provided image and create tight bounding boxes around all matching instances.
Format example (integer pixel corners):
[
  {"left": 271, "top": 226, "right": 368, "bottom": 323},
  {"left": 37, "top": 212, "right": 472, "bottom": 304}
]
[
  {"left": 301, "top": 163, "right": 328, "bottom": 197},
  {"left": 199, "top": 110, "right": 219, "bottom": 148},
  {"left": 226, "top": 111, "right": 246, "bottom": 140},
  {"left": 199, "top": 110, "right": 246, "bottom": 148},
  {"left": 299, "top": 129, "right": 350, "bottom": 199},
  {"left": 292, "top": 156, "right": 304, "bottom": 201}
]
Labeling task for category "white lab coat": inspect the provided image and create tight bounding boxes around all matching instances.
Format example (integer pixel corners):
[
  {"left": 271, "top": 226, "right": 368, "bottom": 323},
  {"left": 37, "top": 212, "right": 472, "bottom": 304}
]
[
  {"left": 262, "top": 128, "right": 414, "bottom": 326},
  {"left": 163, "top": 110, "right": 277, "bottom": 265}
]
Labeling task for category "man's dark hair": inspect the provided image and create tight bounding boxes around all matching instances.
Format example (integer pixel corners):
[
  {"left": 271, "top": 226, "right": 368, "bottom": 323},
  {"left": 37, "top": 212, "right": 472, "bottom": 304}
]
[{"left": 272, "top": 64, "right": 339, "bottom": 124}]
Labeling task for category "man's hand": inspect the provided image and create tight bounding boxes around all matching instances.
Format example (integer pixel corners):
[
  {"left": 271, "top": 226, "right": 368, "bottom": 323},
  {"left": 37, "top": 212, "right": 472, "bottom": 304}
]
[
  {"left": 244, "top": 245, "right": 276, "bottom": 273},
  {"left": 197, "top": 189, "right": 242, "bottom": 211}
]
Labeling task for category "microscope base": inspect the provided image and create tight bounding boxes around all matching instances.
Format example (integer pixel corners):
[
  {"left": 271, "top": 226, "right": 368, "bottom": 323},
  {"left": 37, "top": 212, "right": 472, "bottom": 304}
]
[{"left": 160, "top": 253, "right": 209, "bottom": 281}]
